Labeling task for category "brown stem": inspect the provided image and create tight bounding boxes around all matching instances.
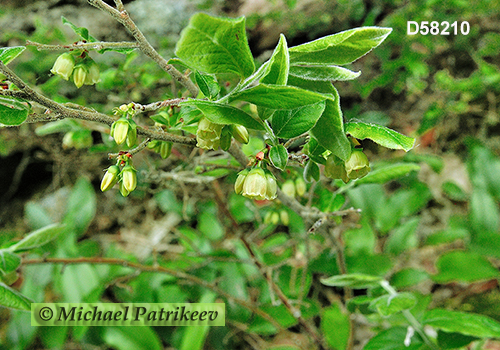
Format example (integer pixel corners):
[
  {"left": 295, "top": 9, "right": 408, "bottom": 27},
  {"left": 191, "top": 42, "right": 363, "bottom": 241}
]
[
  {"left": 0, "top": 62, "right": 196, "bottom": 146},
  {"left": 22, "top": 256, "right": 282, "bottom": 330},
  {"left": 86, "top": 0, "right": 198, "bottom": 96},
  {"left": 239, "top": 236, "right": 328, "bottom": 349},
  {"left": 26, "top": 40, "right": 139, "bottom": 51}
]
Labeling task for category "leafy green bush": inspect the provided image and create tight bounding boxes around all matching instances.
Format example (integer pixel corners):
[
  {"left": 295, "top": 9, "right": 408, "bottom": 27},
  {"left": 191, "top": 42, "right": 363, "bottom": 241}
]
[{"left": 1, "top": 1, "right": 500, "bottom": 350}]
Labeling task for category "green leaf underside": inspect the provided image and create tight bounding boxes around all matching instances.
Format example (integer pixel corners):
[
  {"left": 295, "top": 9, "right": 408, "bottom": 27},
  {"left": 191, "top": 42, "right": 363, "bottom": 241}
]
[
  {"left": 363, "top": 327, "right": 425, "bottom": 350},
  {"left": 230, "top": 84, "right": 327, "bottom": 110},
  {"left": 9, "top": 223, "right": 66, "bottom": 252},
  {"left": 310, "top": 89, "right": 351, "bottom": 161},
  {"left": 62, "top": 16, "right": 97, "bottom": 43},
  {"left": 289, "top": 65, "right": 361, "bottom": 81},
  {"left": 0, "top": 46, "right": 26, "bottom": 65},
  {"left": 356, "top": 163, "right": 420, "bottom": 184},
  {"left": 0, "top": 250, "right": 21, "bottom": 274},
  {"left": 181, "top": 100, "right": 264, "bottom": 130},
  {"left": 271, "top": 100, "right": 326, "bottom": 139},
  {"left": 346, "top": 122, "right": 415, "bottom": 152},
  {"left": 0, "top": 96, "right": 30, "bottom": 126},
  {"left": 289, "top": 27, "right": 392, "bottom": 65},
  {"left": 321, "top": 273, "right": 383, "bottom": 289},
  {"left": 175, "top": 13, "right": 254, "bottom": 78},
  {"left": 0, "top": 282, "right": 32, "bottom": 311},
  {"left": 369, "top": 292, "right": 417, "bottom": 316},
  {"left": 269, "top": 144, "right": 288, "bottom": 170},
  {"left": 260, "top": 34, "right": 289, "bottom": 85},
  {"left": 423, "top": 309, "right": 500, "bottom": 338},
  {"left": 195, "top": 71, "right": 220, "bottom": 99},
  {"left": 287, "top": 75, "right": 336, "bottom": 94}
]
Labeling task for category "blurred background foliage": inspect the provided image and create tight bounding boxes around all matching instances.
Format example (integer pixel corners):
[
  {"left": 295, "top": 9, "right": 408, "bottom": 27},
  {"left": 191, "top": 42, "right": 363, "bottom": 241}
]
[{"left": 1, "top": 0, "right": 500, "bottom": 349}]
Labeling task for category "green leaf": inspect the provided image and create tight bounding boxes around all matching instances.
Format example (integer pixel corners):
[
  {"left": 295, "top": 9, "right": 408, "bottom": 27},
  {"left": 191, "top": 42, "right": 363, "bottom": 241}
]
[
  {"left": 271, "top": 100, "right": 326, "bottom": 139},
  {"left": 102, "top": 326, "right": 162, "bottom": 350},
  {"left": 260, "top": 34, "right": 289, "bottom": 85},
  {"left": 433, "top": 251, "right": 499, "bottom": 283},
  {"left": 423, "top": 308, "right": 500, "bottom": 338},
  {"left": 181, "top": 100, "right": 264, "bottom": 130},
  {"left": 384, "top": 218, "right": 420, "bottom": 256},
  {"left": 470, "top": 189, "right": 499, "bottom": 233},
  {"left": 0, "top": 96, "right": 30, "bottom": 126},
  {"left": 0, "top": 46, "right": 26, "bottom": 65},
  {"left": 269, "top": 144, "right": 288, "bottom": 171},
  {"left": 303, "top": 137, "right": 328, "bottom": 165},
  {"left": 62, "top": 16, "right": 97, "bottom": 42},
  {"left": 179, "top": 292, "right": 216, "bottom": 350},
  {"left": 63, "top": 178, "right": 96, "bottom": 237},
  {"left": 356, "top": 163, "right": 420, "bottom": 185},
  {"left": 321, "top": 273, "right": 383, "bottom": 289},
  {"left": 390, "top": 268, "right": 429, "bottom": 288},
  {"left": 0, "top": 250, "right": 21, "bottom": 275},
  {"left": 9, "top": 223, "right": 66, "bottom": 253},
  {"left": 310, "top": 90, "right": 351, "bottom": 161},
  {"left": 195, "top": 71, "right": 220, "bottom": 100},
  {"left": 369, "top": 292, "right": 417, "bottom": 317},
  {"left": 363, "top": 327, "right": 427, "bottom": 350},
  {"left": 321, "top": 303, "right": 350, "bottom": 350},
  {"left": 0, "top": 282, "right": 32, "bottom": 311},
  {"left": 229, "top": 84, "right": 327, "bottom": 110},
  {"left": 345, "top": 122, "right": 415, "bottom": 152},
  {"left": 289, "top": 65, "right": 361, "bottom": 81},
  {"left": 289, "top": 27, "right": 392, "bottom": 65},
  {"left": 437, "top": 331, "right": 478, "bottom": 349},
  {"left": 175, "top": 13, "right": 254, "bottom": 78},
  {"left": 304, "top": 159, "right": 320, "bottom": 182},
  {"left": 288, "top": 74, "right": 337, "bottom": 93}
]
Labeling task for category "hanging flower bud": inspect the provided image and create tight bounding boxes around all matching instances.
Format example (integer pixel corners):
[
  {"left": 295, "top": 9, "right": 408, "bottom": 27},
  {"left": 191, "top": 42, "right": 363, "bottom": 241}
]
[
  {"left": 344, "top": 149, "right": 370, "bottom": 180},
  {"left": 72, "top": 64, "right": 87, "bottom": 88},
  {"left": 231, "top": 124, "right": 249, "bottom": 144},
  {"left": 234, "top": 168, "right": 249, "bottom": 195},
  {"left": 280, "top": 210, "right": 289, "bottom": 226},
  {"left": 100, "top": 165, "right": 120, "bottom": 192},
  {"left": 282, "top": 179, "right": 296, "bottom": 198},
  {"left": 242, "top": 168, "right": 268, "bottom": 200},
  {"left": 51, "top": 52, "right": 75, "bottom": 81},
  {"left": 121, "top": 165, "right": 137, "bottom": 193},
  {"left": 126, "top": 119, "right": 137, "bottom": 147},
  {"left": 84, "top": 58, "right": 100, "bottom": 85},
  {"left": 120, "top": 181, "right": 130, "bottom": 197},
  {"left": 325, "top": 154, "right": 349, "bottom": 183},
  {"left": 295, "top": 177, "right": 307, "bottom": 197},
  {"left": 264, "top": 170, "right": 278, "bottom": 200},
  {"left": 111, "top": 117, "right": 130, "bottom": 145},
  {"left": 160, "top": 142, "right": 172, "bottom": 159},
  {"left": 196, "top": 117, "right": 223, "bottom": 150}
]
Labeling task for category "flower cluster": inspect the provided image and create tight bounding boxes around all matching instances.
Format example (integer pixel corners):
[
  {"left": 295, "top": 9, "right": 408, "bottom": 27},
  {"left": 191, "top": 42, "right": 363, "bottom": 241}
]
[
  {"left": 148, "top": 140, "right": 173, "bottom": 159},
  {"left": 281, "top": 177, "right": 307, "bottom": 198},
  {"left": 196, "top": 118, "right": 249, "bottom": 151},
  {"left": 325, "top": 149, "right": 370, "bottom": 183},
  {"left": 100, "top": 161, "right": 138, "bottom": 197},
  {"left": 50, "top": 52, "right": 100, "bottom": 88},
  {"left": 196, "top": 117, "right": 223, "bottom": 150},
  {"left": 110, "top": 104, "right": 138, "bottom": 147},
  {"left": 264, "top": 209, "right": 289, "bottom": 226},
  {"left": 234, "top": 168, "right": 277, "bottom": 201}
]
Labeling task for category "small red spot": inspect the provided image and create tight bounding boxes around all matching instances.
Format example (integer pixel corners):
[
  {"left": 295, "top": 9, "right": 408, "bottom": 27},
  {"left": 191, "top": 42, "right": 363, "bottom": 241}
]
[{"left": 256, "top": 151, "right": 265, "bottom": 161}]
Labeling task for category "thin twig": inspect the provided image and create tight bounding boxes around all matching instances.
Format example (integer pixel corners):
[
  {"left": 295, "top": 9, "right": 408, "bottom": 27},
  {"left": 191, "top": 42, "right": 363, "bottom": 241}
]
[
  {"left": 22, "top": 256, "right": 282, "bottom": 330},
  {"left": 86, "top": 0, "right": 198, "bottom": 96},
  {"left": 0, "top": 61, "right": 196, "bottom": 146},
  {"left": 239, "top": 236, "right": 329, "bottom": 349},
  {"left": 26, "top": 40, "right": 139, "bottom": 51}
]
